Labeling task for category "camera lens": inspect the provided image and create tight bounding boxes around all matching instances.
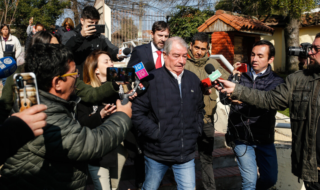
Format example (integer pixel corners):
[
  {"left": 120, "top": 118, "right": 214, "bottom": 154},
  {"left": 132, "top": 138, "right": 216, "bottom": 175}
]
[{"left": 288, "top": 47, "right": 303, "bottom": 56}]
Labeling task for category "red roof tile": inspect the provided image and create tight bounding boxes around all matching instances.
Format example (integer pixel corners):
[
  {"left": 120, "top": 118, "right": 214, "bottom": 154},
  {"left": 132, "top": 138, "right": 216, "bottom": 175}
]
[{"left": 198, "top": 10, "right": 274, "bottom": 34}]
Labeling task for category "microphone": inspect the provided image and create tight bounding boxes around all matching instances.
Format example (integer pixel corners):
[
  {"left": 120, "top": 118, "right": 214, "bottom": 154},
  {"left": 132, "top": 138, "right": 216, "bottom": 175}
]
[
  {"left": 118, "top": 47, "right": 131, "bottom": 59},
  {"left": 204, "top": 64, "right": 224, "bottom": 89},
  {"left": 232, "top": 63, "right": 247, "bottom": 83},
  {"left": 0, "top": 57, "right": 17, "bottom": 79},
  {"left": 133, "top": 61, "right": 155, "bottom": 94},
  {"left": 119, "top": 61, "right": 155, "bottom": 105}
]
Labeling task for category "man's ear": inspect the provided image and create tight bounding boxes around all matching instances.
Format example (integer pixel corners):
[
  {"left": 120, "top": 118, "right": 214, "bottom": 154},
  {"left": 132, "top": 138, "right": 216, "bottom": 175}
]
[
  {"left": 80, "top": 18, "right": 84, "bottom": 26},
  {"left": 268, "top": 56, "right": 275, "bottom": 64},
  {"left": 52, "top": 77, "right": 62, "bottom": 91},
  {"left": 190, "top": 43, "right": 193, "bottom": 49},
  {"left": 163, "top": 51, "right": 168, "bottom": 62}
]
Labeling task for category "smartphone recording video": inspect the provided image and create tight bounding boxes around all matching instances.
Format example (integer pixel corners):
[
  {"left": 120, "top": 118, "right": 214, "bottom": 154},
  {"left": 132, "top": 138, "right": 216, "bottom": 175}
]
[
  {"left": 89, "top": 24, "right": 105, "bottom": 33},
  {"left": 107, "top": 67, "right": 135, "bottom": 83},
  {"left": 13, "top": 72, "right": 40, "bottom": 112}
]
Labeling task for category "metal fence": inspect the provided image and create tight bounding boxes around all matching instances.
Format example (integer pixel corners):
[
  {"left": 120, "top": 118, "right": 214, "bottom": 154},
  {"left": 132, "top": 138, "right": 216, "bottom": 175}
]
[{"left": 111, "top": 9, "right": 166, "bottom": 48}]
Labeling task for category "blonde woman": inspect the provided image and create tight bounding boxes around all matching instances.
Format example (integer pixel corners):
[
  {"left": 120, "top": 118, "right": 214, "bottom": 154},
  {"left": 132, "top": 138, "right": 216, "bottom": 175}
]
[
  {"left": 56, "top": 17, "right": 74, "bottom": 41},
  {"left": 77, "top": 50, "right": 128, "bottom": 190}
]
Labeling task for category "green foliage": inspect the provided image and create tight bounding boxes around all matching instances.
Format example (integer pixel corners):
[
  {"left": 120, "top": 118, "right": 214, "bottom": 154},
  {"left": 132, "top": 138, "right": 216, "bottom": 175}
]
[
  {"left": 278, "top": 108, "right": 290, "bottom": 117},
  {"left": 12, "top": 0, "right": 69, "bottom": 44},
  {"left": 168, "top": 6, "right": 214, "bottom": 43}
]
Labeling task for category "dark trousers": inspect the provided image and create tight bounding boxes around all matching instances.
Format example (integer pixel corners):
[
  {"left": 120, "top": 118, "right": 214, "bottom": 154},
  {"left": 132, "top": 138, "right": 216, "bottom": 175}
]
[
  {"left": 305, "top": 171, "right": 320, "bottom": 190},
  {"left": 197, "top": 118, "right": 216, "bottom": 190}
]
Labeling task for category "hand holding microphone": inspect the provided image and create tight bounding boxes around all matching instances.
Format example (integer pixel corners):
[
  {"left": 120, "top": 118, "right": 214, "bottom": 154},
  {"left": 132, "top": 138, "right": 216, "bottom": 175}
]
[
  {"left": 204, "top": 64, "right": 224, "bottom": 89},
  {"left": 117, "top": 47, "right": 131, "bottom": 60},
  {"left": 116, "top": 99, "right": 132, "bottom": 118}
]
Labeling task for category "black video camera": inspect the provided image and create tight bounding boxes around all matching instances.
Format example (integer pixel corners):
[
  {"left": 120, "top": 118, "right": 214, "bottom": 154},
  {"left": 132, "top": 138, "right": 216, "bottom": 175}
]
[{"left": 288, "top": 43, "right": 312, "bottom": 58}]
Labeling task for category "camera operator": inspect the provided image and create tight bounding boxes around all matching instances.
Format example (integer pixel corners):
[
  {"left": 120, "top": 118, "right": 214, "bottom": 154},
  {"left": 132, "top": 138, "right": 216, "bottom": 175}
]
[
  {"left": 64, "top": 6, "right": 123, "bottom": 79},
  {"left": 214, "top": 33, "right": 320, "bottom": 189},
  {"left": 0, "top": 104, "right": 47, "bottom": 165}
]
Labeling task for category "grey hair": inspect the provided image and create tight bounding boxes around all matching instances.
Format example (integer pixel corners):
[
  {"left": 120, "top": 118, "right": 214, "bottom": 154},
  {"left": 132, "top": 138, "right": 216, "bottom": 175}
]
[{"left": 163, "top": 36, "right": 188, "bottom": 54}]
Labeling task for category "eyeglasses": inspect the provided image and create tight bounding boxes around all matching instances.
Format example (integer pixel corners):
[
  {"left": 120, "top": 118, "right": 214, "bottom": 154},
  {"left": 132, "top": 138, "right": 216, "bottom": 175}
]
[
  {"left": 311, "top": 46, "right": 320, "bottom": 54},
  {"left": 56, "top": 69, "right": 80, "bottom": 78}
]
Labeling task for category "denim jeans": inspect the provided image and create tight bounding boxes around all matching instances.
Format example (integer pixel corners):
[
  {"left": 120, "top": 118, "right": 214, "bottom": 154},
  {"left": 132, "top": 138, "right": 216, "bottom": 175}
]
[
  {"left": 233, "top": 142, "right": 278, "bottom": 190},
  {"left": 142, "top": 156, "right": 195, "bottom": 190}
]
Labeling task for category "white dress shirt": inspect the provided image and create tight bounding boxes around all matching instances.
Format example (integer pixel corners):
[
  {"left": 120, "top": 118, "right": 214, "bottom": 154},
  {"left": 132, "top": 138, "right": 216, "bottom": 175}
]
[
  {"left": 251, "top": 67, "right": 267, "bottom": 80},
  {"left": 151, "top": 42, "right": 164, "bottom": 66},
  {"left": 169, "top": 70, "right": 184, "bottom": 97}
]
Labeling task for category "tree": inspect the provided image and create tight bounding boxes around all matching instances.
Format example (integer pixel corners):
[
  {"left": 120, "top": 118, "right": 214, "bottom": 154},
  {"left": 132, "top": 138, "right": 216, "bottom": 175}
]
[
  {"left": 168, "top": 6, "right": 214, "bottom": 43},
  {"left": 0, "top": 0, "right": 19, "bottom": 25},
  {"left": 215, "top": 0, "right": 319, "bottom": 73},
  {"left": 12, "top": 0, "right": 69, "bottom": 44}
]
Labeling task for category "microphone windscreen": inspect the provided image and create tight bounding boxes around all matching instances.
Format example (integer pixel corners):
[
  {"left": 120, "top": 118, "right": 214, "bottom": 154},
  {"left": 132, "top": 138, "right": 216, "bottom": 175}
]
[
  {"left": 123, "top": 48, "right": 131, "bottom": 55},
  {"left": 136, "top": 81, "right": 149, "bottom": 96},
  {"left": 0, "top": 57, "right": 17, "bottom": 79},
  {"left": 144, "top": 61, "right": 155, "bottom": 72},
  {"left": 204, "top": 64, "right": 215, "bottom": 74}
]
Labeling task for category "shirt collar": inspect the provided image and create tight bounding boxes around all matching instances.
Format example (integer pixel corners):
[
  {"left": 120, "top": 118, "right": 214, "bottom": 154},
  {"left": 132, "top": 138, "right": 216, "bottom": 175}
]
[
  {"left": 251, "top": 67, "right": 267, "bottom": 77},
  {"left": 151, "top": 42, "right": 163, "bottom": 53},
  {"left": 169, "top": 70, "right": 184, "bottom": 80}
]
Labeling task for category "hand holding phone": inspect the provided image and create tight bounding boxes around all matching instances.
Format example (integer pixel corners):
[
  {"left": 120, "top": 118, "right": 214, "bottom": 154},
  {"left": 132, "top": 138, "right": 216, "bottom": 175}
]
[
  {"left": 12, "top": 104, "right": 47, "bottom": 137},
  {"left": 81, "top": 24, "right": 96, "bottom": 37},
  {"left": 89, "top": 25, "right": 105, "bottom": 34},
  {"left": 237, "top": 63, "right": 247, "bottom": 73}
]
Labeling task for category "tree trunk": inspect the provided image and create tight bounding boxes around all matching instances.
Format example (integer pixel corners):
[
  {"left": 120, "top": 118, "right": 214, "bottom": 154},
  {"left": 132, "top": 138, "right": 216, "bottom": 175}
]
[
  {"left": 71, "top": 0, "right": 80, "bottom": 26},
  {"left": 284, "top": 16, "right": 300, "bottom": 73}
]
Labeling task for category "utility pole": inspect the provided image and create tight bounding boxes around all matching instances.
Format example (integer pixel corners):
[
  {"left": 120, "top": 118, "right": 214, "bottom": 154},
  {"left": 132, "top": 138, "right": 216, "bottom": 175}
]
[{"left": 138, "top": 0, "right": 143, "bottom": 45}]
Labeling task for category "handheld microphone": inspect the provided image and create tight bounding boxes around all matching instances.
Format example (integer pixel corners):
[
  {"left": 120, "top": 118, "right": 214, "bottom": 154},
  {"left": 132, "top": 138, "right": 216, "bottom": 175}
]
[
  {"left": 232, "top": 74, "right": 240, "bottom": 83},
  {"left": 118, "top": 47, "right": 131, "bottom": 58},
  {"left": 204, "top": 64, "right": 224, "bottom": 89},
  {"left": 119, "top": 61, "right": 155, "bottom": 105},
  {"left": 133, "top": 61, "right": 155, "bottom": 94},
  {"left": 201, "top": 77, "right": 213, "bottom": 90},
  {"left": 0, "top": 57, "right": 17, "bottom": 79}
]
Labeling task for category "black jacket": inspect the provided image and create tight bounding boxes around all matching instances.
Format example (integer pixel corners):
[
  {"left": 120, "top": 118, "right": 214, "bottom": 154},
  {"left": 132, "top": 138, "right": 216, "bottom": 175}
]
[
  {"left": 25, "top": 32, "right": 34, "bottom": 53},
  {"left": 0, "top": 116, "right": 34, "bottom": 165},
  {"left": 77, "top": 94, "right": 119, "bottom": 168},
  {"left": 221, "top": 64, "right": 284, "bottom": 145},
  {"left": 127, "top": 42, "right": 154, "bottom": 68},
  {"left": 55, "top": 26, "right": 72, "bottom": 43},
  {"left": 64, "top": 24, "right": 120, "bottom": 79},
  {"left": 132, "top": 67, "right": 205, "bottom": 163}
]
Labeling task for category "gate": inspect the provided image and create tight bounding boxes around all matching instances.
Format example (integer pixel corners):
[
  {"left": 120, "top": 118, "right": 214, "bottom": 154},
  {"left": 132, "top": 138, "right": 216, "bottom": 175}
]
[{"left": 111, "top": 9, "right": 166, "bottom": 48}]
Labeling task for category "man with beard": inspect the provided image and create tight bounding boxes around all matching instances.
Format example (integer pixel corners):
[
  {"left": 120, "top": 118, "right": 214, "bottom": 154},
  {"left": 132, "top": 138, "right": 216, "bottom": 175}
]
[
  {"left": 127, "top": 21, "right": 169, "bottom": 189},
  {"left": 214, "top": 33, "right": 320, "bottom": 190},
  {"left": 128, "top": 21, "right": 170, "bottom": 68},
  {"left": 184, "top": 32, "right": 229, "bottom": 190}
]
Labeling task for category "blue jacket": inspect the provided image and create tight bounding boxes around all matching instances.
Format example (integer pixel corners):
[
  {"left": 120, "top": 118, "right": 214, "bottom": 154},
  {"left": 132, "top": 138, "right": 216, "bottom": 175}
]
[
  {"left": 221, "top": 64, "right": 285, "bottom": 144},
  {"left": 132, "top": 67, "right": 205, "bottom": 163}
]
